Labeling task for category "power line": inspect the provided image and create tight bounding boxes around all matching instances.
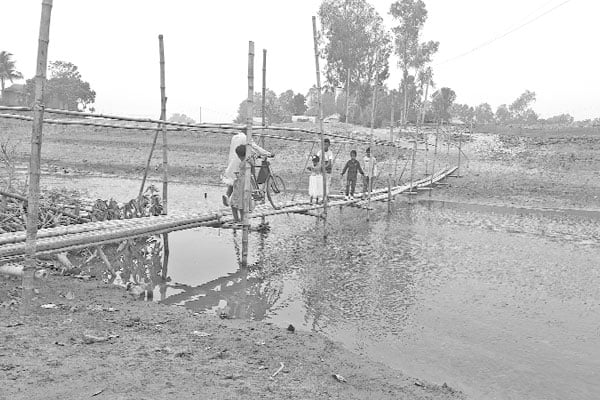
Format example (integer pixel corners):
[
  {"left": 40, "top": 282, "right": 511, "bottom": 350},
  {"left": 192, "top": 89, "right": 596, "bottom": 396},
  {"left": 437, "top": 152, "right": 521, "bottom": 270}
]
[{"left": 434, "top": 0, "right": 576, "bottom": 67}]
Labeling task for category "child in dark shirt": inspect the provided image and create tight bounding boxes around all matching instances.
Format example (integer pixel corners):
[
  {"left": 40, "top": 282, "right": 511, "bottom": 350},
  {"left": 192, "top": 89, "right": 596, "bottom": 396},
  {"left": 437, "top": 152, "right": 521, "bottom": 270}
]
[{"left": 340, "top": 150, "right": 364, "bottom": 200}]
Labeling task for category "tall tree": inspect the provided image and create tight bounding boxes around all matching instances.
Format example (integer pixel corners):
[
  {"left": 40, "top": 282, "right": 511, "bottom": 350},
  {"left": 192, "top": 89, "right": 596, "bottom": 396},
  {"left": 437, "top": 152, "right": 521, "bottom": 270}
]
[
  {"left": 390, "top": 0, "right": 439, "bottom": 125},
  {"left": 495, "top": 104, "right": 511, "bottom": 124},
  {"left": 417, "top": 66, "right": 434, "bottom": 123},
  {"left": 278, "top": 89, "right": 295, "bottom": 118},
  {"left": 318, "top": 0, "right": 392, "bottom": 117},
  {"left": 234, "top": 90, "right": 288, "bottom": 124},
  {"left": 292, "top": 93, "right": 308, "bottom": 115},
  {"left": 474, "top": 103, "right": 494, "bottom": 123},
  {"left": 25, "top": 60, "right": 96, "bottom": 110},
  {"left": 509, "top": 90, "right": 537, "bottom": 122},
  {"left": 545, "top": 113, "right": 574, "bottom": 125},
  {"left": 431, "top": 87, "right": 456, "bottom": 123},
  {"left": 450, "top": 103, "right": 474, "bottom": 123},
  {"left": 0, "top": 51, "right": 23, "bottom": 98}
]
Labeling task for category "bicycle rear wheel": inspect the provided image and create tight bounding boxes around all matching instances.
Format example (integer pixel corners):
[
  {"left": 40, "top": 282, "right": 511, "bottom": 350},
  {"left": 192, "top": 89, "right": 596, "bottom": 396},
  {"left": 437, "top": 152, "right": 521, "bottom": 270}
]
[{"left": 266, "top": 175, "right": 288, "bottom": 209}]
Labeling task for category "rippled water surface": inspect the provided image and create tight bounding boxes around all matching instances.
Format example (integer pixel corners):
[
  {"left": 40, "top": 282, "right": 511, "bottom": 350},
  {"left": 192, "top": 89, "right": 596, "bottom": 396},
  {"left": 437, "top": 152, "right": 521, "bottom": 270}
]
[
  {"left": 162, "top": 199, "right": 600, "bottom": 400},
  {"left": 45, "top": 175, "right": 600, "bottom": 399}
]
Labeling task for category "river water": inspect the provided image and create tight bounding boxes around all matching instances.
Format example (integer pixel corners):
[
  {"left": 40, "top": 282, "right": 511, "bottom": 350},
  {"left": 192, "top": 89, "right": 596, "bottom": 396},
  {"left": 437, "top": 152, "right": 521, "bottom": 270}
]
[{"left": 45, "top": 174, "right": 600, "bottom": 399}]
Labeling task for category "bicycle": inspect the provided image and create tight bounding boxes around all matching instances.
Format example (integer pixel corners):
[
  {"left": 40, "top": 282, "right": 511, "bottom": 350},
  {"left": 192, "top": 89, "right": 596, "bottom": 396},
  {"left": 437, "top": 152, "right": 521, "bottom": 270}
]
[{"left": 248, "top": 154, "right": 288, "bottom": 210}]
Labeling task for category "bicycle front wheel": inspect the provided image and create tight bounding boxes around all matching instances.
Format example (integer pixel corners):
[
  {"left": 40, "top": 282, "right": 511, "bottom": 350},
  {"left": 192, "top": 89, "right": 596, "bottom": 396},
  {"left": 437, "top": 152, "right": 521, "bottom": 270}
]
[{"left": 266, "top": 175, "right": 287, "bottom": 209}]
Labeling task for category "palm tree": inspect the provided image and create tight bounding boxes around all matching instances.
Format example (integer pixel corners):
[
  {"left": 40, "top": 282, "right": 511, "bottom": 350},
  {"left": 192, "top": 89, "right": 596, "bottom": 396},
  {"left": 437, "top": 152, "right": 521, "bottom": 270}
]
[{"left": 0, "top": 51, "right": 24, "bottom": 98}]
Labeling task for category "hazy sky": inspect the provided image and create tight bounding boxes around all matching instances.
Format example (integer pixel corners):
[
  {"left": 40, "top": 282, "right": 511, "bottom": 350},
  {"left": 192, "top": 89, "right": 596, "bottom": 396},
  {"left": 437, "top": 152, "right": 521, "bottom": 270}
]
[{"left": 2, "top": 0, "right": 597, "bottom": 122}]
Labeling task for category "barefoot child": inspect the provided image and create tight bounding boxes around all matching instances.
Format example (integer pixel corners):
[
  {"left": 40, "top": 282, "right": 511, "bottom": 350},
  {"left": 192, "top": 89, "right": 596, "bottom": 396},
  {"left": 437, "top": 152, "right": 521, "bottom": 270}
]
[
  {"left": 230, "top": 144, "right": 251, "bottom": 222},
  {"left": 341, "top": 150, "right": 364, "bottom": 200},
  {"left": 307, "top": 155, "right": 323, "bottom": 204}
]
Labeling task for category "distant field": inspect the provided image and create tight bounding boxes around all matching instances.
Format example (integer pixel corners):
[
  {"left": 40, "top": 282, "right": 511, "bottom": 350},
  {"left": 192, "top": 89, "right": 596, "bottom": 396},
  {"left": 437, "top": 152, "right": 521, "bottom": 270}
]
[{"left": 0, "top": 117, "right": 414, "bottom": 194}]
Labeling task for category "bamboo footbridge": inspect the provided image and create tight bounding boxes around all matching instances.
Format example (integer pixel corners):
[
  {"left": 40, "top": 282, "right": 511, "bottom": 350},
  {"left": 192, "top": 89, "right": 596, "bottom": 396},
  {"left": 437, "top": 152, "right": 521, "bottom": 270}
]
[
  {"left": 0, "top": 167, "right": 456, "bottom": 262},
  {"left": 0, "top": 12, "right": 468, "bottom": 274}
]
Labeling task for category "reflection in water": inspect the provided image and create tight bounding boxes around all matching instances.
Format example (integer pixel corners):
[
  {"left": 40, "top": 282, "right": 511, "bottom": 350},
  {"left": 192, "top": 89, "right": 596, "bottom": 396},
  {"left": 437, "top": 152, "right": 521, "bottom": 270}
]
[
  {"left": 154, "top": 201, "right": 600, "bottom": 400},
  {"left": 160, "top": 228, "right": 282, "bottom": 320}
]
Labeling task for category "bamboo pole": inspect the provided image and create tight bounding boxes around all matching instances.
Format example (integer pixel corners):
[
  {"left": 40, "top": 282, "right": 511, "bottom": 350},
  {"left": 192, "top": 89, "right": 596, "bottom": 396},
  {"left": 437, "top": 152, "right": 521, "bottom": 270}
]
[
  {"left": 138, "top": 117, "right": 161, "bottom": 202},
  {"left": 409, "top": 139, "right": 416, "bottom": 197},
  {"left": 345, "top": 69, "right": 350, "bottom": 126},
  {"left": 421, "top": 79, "right": 430, "bottom": 125},
  {"left": 0, "top": 111, "right": 408, "bottom": 149},
  {"left": 389, "top": 91, "right": 394, "bottom": 142},
  {"left": 261, "top": 49, "right": 267, "bottom": 130},
  {"left": 0, "top": 105, "right": 244, "bottom": 130},
  {"left": 312, "top": 16, "right": 328, "bottom": 238},
  {"left": 158, "top": 34, "right": 168, "bottom": 214},
  {"left": 367, "top": 81, "right": 377, "bottom": 221},
  {"left": 158, "top": 34, "right": 170, "bottom": 273},
  {"left": 387, "top": 173, "right": 392, "bottom": 213},
  {"left": 429, "top": 123, "right": 439, "bottom": 198},
  {"left": 242, "top": 41, "right": 255, "bottom": 267},
  {"left": 260, "top": 49, "right": 267, "bottom": 229},
  {"left": 23, "top": 0, "right": 53, "bottom": 310}
]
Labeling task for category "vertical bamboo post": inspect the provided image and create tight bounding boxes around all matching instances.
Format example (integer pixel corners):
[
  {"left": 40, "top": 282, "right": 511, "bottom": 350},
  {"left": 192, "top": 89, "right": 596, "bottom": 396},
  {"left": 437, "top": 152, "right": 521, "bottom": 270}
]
[
  {"left": 430, "top": 123, "right": 439, "bottom": 197},
  {"left": 424, "top": 128, "right": 429, "bottom": 175},
  {"left": 446, "top": 125, "right": 450, "bottom": 169},
  {"left": 389, "top": 91, "right": 394, "bottom": 142},
  {"left": 312, "top": 16, "right": 328, "bottom": 238},
  {"left": 367, "top": 81, "right": 377, "bottom": 221},
  {"left": 158, "top": 35, "right": 170, "bottom": 271},
  {"left": 23, "top": 0, "right": 53, "bottom": 310},
  {"left": 387, "top": 173, "right": 392, "bottom": 213},
  {"left": 260, "top": 49, "right": 267, "bottom": 226},
  {"left": 242, "top": 41, "right": 255, "bottom": 266},
  {"left": 421, "top": 79, "right": 430, "bottom": 125},
  {"left": 409, "top": 139, "right": 416, "bottom": 197},
  {"left": 345, "top": 69, "right": 350, "bottom": 126},
  {"left": 261, "top": 49, "right": 267, "bottom": 129},
  {"left": 158, "top": 35, "right": 168, "bottom": 214}
]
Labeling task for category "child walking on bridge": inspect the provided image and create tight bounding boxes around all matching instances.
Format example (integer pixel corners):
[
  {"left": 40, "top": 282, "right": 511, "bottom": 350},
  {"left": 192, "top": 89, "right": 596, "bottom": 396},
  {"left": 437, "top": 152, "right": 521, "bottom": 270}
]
[
  {"left": 341, "top": 150, "right": 364, "bottom": 200},
  {"left": 307, "top": 155, "right": 323, "bottom": 204}
]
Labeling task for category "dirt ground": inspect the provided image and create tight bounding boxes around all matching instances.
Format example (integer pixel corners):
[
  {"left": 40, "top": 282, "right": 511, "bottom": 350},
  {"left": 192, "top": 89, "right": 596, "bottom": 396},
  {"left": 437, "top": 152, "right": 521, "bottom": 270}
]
[
  {"left": 1, "top": 118, "right": 599, "bottom": 399},
  {"left": 0, "top": 273, "right": 462, "bottom": 400}
]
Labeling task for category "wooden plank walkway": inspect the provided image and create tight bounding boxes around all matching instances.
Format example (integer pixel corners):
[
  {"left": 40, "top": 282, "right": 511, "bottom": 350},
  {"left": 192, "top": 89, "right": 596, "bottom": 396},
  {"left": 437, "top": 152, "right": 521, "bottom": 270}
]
[{"left": 0, "top": 167, "right": 456, "bottom": 261}]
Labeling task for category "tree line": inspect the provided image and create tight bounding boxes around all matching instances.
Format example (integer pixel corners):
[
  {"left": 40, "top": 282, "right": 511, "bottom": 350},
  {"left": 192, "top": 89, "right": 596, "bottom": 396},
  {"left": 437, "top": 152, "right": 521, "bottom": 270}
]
[
  {"left": 0, "top": 51, "right": 96, "bottom": 112},
  {"left": 234, "top": 0, "right": 593, "bottom": 127}
]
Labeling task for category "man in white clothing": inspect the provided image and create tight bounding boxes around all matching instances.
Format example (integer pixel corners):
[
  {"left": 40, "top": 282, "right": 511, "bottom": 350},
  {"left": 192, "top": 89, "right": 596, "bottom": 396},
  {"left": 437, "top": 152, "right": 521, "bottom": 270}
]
[{"left": 222, "top": 129, "right": 271, "bottom": 206}]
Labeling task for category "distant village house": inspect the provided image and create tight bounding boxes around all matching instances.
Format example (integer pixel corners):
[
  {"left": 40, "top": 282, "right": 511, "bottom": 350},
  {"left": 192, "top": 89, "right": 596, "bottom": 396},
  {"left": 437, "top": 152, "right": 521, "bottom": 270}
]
[{"left": 0, "top": 83, "right": 27, "bottom": 106}]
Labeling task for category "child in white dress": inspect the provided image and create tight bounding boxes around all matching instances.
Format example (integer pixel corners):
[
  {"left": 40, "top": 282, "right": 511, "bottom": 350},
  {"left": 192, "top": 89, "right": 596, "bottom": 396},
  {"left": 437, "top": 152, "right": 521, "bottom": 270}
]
[{"left": 307, "top": 155, "right": 323, "bottom": 204}]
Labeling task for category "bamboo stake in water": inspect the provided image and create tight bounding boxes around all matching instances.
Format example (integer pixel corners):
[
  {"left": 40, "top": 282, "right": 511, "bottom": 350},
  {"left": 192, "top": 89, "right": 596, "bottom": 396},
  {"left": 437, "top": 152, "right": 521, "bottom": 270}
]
[
  {"left": 23, "top": 0, "right": 53, "bottom": 311},
  {"left": 312, "top": 16, "right": 327, "bottom": 238},
  {"left": 367, "top": 80, "right": 377, "bottom": 221},
  {"left": 158, "top": 35, "right": 168, "bottom": 214},
  {"left": 242, "top": 41, "right": 255, "bottom": 266},
  {"left": 158, "top": 35, "right": 170, "bottom": 271}
]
